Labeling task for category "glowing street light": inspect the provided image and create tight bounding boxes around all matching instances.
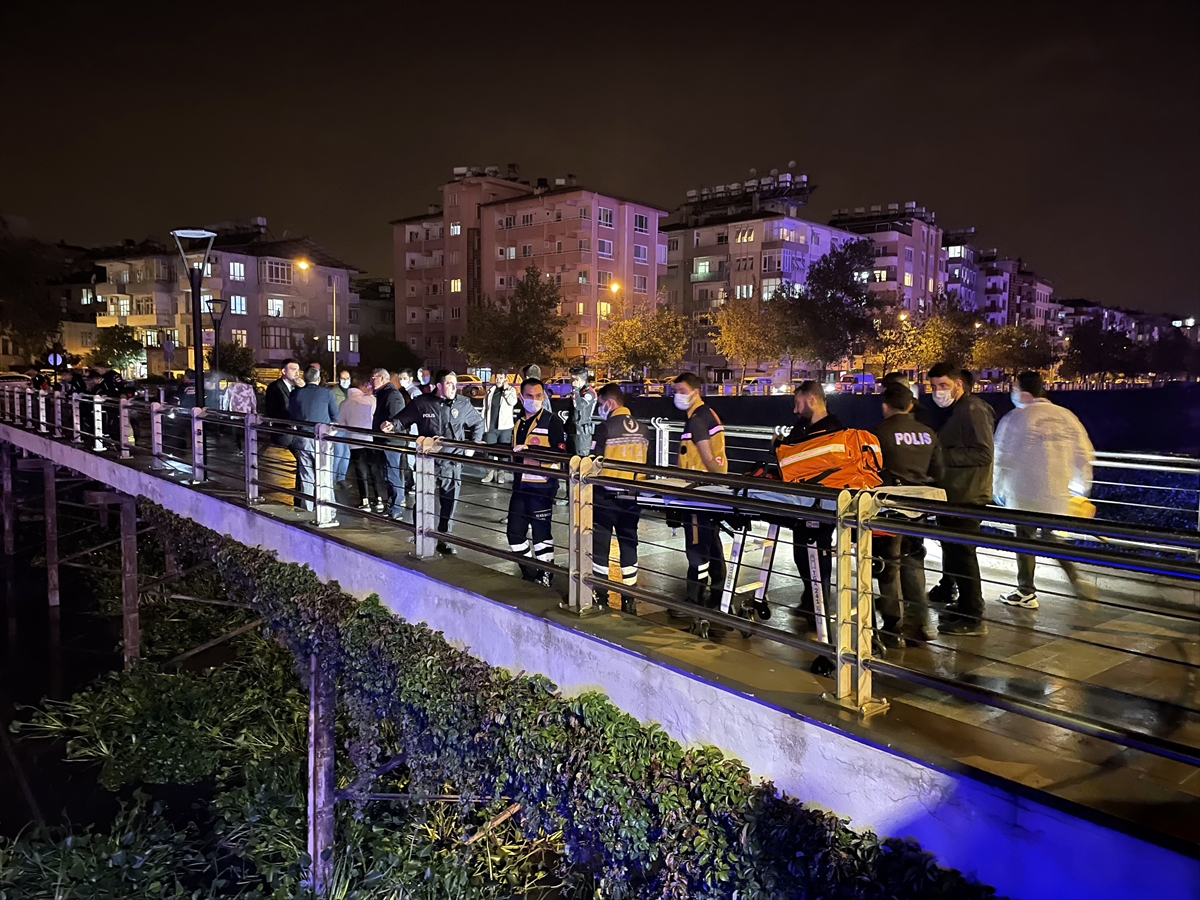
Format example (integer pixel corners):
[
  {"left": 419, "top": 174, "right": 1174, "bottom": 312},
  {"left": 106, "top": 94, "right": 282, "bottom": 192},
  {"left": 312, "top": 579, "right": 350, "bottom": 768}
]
[
  {"left": 609, "top": 282, "right": 620, "bottom": 293},
  {"left": 297, "top": 258, "right": 337, "bottom": 374},
  {"left": 898, "top": 312, "right": 909, "bottom": 322}
]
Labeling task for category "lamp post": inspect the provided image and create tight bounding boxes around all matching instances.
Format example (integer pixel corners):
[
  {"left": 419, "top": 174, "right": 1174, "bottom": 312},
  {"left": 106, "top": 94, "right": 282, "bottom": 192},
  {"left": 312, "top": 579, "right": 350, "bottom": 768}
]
[
  {"left": 208, "top": 296, "right": 227, "bottom": 377},
  {"left": 171, "top": 228, "right": 218, "bottom": 409}
]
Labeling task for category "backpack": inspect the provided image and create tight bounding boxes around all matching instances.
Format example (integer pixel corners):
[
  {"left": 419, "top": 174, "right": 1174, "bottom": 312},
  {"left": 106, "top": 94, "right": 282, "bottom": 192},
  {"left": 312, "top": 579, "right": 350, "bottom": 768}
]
[{"left": 775, "top": 428, "right": 883, "bottom": 490}]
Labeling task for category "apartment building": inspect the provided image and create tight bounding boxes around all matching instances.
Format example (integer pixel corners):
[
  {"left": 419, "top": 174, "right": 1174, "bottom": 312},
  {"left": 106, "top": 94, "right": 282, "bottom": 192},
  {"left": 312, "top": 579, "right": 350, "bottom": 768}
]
[
  {"left": 660, "top": 170, "right": 853, "bottom": 376},
  {"left": 974, "top": 253, "right": 1055, "bottom": 331},
  {"left": 391, "top": 165, "right": 668, "bottom": 371},
  {"left": 352, "top": 276, "right": 397, "bottom": 337},
  {"left": 829, "top": 203, "right": 947, "bottom": 315},
  {"left": 93, "top": 220, "right": 360, "bottom": 374},
  {"left": 943, "top": 228, "right": 981, "bottom": 310}
]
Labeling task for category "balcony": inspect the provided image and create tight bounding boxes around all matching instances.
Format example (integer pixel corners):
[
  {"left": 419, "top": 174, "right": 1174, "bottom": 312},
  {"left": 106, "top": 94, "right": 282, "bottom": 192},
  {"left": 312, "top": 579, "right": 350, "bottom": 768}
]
[{"left": 690, "top": 270, "right": 729, "bottom": 283}]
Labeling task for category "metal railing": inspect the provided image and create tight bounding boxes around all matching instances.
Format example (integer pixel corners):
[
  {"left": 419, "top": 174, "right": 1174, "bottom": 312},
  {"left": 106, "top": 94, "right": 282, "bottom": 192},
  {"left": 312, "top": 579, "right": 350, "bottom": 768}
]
[{"left": 2, "top": 384, "right": 1198, "bottom": 770}]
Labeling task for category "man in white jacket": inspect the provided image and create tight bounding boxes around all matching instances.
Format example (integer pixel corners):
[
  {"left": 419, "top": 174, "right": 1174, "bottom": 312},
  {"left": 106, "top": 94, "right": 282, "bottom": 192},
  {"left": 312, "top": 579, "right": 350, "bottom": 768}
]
[
  {"left": 481, "top": 369, "right": 518, "bottom": 484},
  {"left": 993, "top": 371, "right": 1098, "bottom": 608}
]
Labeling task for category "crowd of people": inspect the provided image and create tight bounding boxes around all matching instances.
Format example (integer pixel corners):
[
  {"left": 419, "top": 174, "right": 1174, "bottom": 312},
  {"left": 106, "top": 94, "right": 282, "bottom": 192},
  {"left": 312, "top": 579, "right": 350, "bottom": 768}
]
[{"left": 133, "top": 356, "right": 1095, "bottom": 646}]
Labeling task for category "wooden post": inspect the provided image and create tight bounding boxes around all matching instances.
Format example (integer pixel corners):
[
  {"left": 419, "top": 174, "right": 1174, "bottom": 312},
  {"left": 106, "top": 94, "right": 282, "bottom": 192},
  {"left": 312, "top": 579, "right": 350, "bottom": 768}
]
[
  {"left": 306, "top": 649, "right": 336, "bottom": 894},
  {"left": 1, "top": 443, "right": 13, "bottom": 557},
  {"left": 43, "top": 461, "right": 58, "bottom": 607},
  {"left": 120, "top": 497, "right": 138, "bottom": 667},
  {"left": 162, "top": 537, "right": 178, "bottom": 578}
]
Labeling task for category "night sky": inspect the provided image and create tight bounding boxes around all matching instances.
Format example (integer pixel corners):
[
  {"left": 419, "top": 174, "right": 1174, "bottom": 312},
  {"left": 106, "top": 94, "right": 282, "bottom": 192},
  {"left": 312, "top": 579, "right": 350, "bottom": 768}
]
[{"left": 1, "top": 1, "right": 1196, "bottom": 316}]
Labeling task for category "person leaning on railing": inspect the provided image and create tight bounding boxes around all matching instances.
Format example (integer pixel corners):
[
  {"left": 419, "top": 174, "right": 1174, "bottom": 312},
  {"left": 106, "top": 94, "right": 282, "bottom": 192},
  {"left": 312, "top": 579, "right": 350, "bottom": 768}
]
[
  {"left": 386, "top": 369, "right": 484, "bottom": 555},
  {"left": 368, "top": 368, "right": 408, "bottom": 518},
  {"left": 927, "top": 363, "right": 995, "bottom": 637},
  {"left": 589, "top": 382, "right": 649, "bottom": 612},
  {"left": 671, "top": 372, "right": 728, "bottom": 621},
  {"left": 872, "top": 382, "right": 945, "bottom": 647},
  {"left": 506, "top": 378, "right": 568, "bottom": 586},
  {"left": 993, "top": 371, "right": 1099, "bottom": 608},
  {"left": 288, "top": 366, "right": 344, "bottom": 521}
]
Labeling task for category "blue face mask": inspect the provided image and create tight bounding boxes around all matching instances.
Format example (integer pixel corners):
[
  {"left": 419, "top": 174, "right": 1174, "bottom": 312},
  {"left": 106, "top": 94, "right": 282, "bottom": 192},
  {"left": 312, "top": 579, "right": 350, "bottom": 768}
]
[{"left": 1011, "top": 390, "right": 1025, "bottom": 408}]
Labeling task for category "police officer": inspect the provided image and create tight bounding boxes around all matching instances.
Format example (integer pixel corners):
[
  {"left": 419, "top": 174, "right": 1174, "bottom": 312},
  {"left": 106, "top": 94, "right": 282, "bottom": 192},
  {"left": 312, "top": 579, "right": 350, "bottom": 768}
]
[
  {"left": 671, "top": 373, "right": 727, "bottom": 617},
  {"left": 872, "top": 382, "right": 944, "bottom": 648},
  {"left": 507, "top": 378, "right": 567, "bottom": 586},
  {"left": 567, "top": 365, "right": 598, "bottom": 458},
  {"left": 589, "top": 383, "right": 648, "bottom": 611},
  {"left": 387, "top": 370, "right": 485, "bottom": 555}
]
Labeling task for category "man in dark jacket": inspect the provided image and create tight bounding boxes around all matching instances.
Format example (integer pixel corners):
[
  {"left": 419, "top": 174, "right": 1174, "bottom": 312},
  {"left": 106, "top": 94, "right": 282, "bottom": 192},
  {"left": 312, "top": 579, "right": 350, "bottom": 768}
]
[
  {"left": 882, "top": 372, "right": 936, "bottom": 429},
  {"left": 387, "top": 370, "right": 485, "bottom": 554},
  {"left": 369, "top": 368, "right": 408, "bottom": 518},
  {"left": 567, "top": 365, "right": 598, "bottom": 457},
  {"left": 264, "top": 359, "right": 300, "bottom": 447},
  {"left": 872, "top": 382, "right": 945, "bottom": 647},
  {"left": 927, "top": 362, "right": 995, "bottom": 636},
  {"left": 506, "top": 378, "right": 569, "bottom": 585},
  {"left": 288, "top": 366, "right": 342, "bottom": 516}
]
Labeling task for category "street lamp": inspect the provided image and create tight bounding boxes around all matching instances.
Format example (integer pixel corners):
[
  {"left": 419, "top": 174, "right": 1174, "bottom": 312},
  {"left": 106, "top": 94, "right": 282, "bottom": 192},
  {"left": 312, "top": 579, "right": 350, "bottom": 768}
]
[
  {"left": 171, "top": 228, "right": 218, "bottom": 408},
  {"left": 297, "top": 258, "right": 338, "bottom": 374},
  {"left": 208, "top": 296, "right": 227, "bottom": 378}
]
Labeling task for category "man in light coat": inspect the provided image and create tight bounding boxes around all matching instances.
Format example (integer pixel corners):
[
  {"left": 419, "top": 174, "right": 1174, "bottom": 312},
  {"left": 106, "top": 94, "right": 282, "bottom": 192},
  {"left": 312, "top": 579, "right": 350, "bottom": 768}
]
[
  {"left": 481, "top": 369, "right": 518, "bottom": 484},
  {"left": 993, "top": 371, "right": 1097, "bottom": 607}
]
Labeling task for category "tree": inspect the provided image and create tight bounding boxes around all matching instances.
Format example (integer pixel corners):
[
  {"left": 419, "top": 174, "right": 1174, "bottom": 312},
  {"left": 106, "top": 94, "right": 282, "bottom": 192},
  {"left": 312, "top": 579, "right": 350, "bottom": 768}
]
[
  {"left": 970, "top": 325, "right": 1056, "bottom": 375},
  {"left": 290, "top": 326, "right": 327, "bottom": 371},
  {"left": 861, "top": 291, "right": 912, "bottom": 376},
  {"left": 713, "top": 297, "right": 783, "bottom": 382},
  {"left": 1148, "top": 328, "right": 1196, "bottom": 379},
  {"left": 774, "top": 241, "right": 879, "bottom": 374},
  {"left": 1060, "top": 319, "right": 1145, "bottom": 381},
  {"left": 206, "top": 342, "right": 257, "bottom": 380},
  {"left": 904, "top": 294, "right": 979, "bottom": 378},
  {"left": 598, "top": 293, "right": 688, "bottom": 376},
  {"left": 0, "top": 221, "right": 63, "bottom": 364},
  {"left": 460, "top": 266, "right": 564, "bottom": 370},
  {"left": 88, "top": 325, "right": 144, "bottom": 371}
]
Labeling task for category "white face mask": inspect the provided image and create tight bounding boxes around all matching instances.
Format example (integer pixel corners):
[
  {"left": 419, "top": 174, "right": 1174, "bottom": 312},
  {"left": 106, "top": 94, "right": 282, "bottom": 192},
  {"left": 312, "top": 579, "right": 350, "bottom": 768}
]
[
  {"left": 522, "top": 397, "right": 541, "bottom": 415},
  {"left": 339, "top": 378, "right": 350, "bottom": 389},
  {"left": 399, "top": 379, "right": 411, "bottom": 390},
  {"left": 673, "top": 392, "right": 693, "bottom": 411},
  {"left": 597, "top": 403, "right": 611, "bottom": 421},
  {"left": 1011, "top": 390, "right": 1026, "bottom": 409},
  {"left": 932, "top": 389, "right": 954, "bottom": 408}
]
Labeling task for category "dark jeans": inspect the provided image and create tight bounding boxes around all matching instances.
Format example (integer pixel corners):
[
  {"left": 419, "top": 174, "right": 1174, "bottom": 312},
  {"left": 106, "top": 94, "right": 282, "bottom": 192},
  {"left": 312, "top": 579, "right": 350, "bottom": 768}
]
[
  {"left": 350, "top": 448, "right": 376, "bottom": 503},
  {"left": 683, "top": 513, "right": 726, "bottom": 607},
  {"left": 507, "top": 486, "right": 555, "bottom": 580},
  {"left": 791, "top": 519, "right": 834, "bottom": 632},
  {"left": 433, "top": 461, "right": 461, "bottom": 533},
  {"left": 1016, "top": 524, "right": 1081, "bottom": 594},
  {"left": 874, "top": 533, "right": 928, "bottom": 628},
  {"left": 377, "top": 448, "right": 406, "bottom": 516},
  {"left": 592, "top": 493, "right": 641, "bottom": 593},
  {"left": 938, "top": 515, "right": 984, "bottom": 621}
]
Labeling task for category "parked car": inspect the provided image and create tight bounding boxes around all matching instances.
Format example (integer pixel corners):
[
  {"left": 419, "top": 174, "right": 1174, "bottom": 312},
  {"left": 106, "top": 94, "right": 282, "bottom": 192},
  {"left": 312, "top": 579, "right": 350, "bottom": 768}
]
[
  {"left": 545, "top": 377, "right": 575, "bottom": 398},
  {"left": 834, "top": 373, "right": 876, "bottom": 393},
  {"left": 741, "top": 377, "right": 774, "bottom": 395}
]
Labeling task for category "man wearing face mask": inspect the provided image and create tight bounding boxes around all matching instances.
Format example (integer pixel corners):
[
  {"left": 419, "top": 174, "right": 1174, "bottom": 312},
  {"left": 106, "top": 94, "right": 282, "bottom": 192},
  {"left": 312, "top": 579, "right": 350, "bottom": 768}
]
[
  {"left": 994, "top": 371, "right": 1097, "bottom": 607},
  {"left": 506, "top": 378, "right": 568, "bottom": 585},
  {"left": 671, "top": 373, "right": 728, "bottom": 617},
  {"left": 398, "top": 368, "right": 422, "bottom": 401},
  {"left": 417, "top": 367, "right": 433, "bottom": 394},
  {"left": 567, "top": 365, "right": 598, "bottom": 458},
  {"left": 927, "top": 362, "right": 995, "bottom": 636},
  {"left": 388, "top": 369, "right": 485, "bottom": 555},
  {"left": 589, "top": 383, "right": 649, "bottom": 611},
  {"left": 775, "top": 381, "right": 845, "bottom": 632},
  {"left": 331, "top": 369, "right": 352, "bottom": 406}
]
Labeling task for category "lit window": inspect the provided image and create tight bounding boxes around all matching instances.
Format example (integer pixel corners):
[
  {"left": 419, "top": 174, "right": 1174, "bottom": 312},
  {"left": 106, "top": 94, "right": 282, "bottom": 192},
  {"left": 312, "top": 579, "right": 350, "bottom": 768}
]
[
  {"left": 634, "top": 213, "right": 649, "bottom": 234},
  {"left": 761, "top": 278, "right": 781, "bottom": 300},
  {"left": 577, "top": 332, "right": 589, "bottom": 346},
  {"left": 598, "top": 301, "right": 612, "bottom": 318},
  {"left": 873, "top": 269, "right": 888, "bottom": 282},
  {"left": 450, "top": 222, "right": 461, "bottom": 236},
  {"left": 450, "top": 278, "right": 462, "bottom": 293},
  {"left": 348, "top": 333, "right": 359, "bottom": 352},
  {"left": 200, "top": 294, "right": 214, "bottom": 313},
  {"left": 229, "top": 261, "right": 245, "bottom": 281},
  {"left": 903, "top": 272, "right": 913, "bottom": 287},
  {"left": 81, "top": 288, "right": 94, "bottom": 305},
  {"left": 597, "top": 239, "right": 613, "bottom": 259},
  {"left": 230, "top": 295, "right": 247, "bottom": 315},
  {"left": 268, "top": 298, "right": 284, "bottom": 317},
  {"left": 578, "top": 270, "right": 589, "bottom": 284},
  {"left": 506, "top": 247, "right": 516, "bottom": 259},
  {"left": 597, "top": 271, "right": 612, "bottom": 288},
  {"left": 633, "top": 244, "right": 648, "bottom": 263},
  {"left": 633, "top": 275, "right": 647, "bottom": 294},
  {"left": 735, "top": 228, "right": 755, "bottom": 243},
  {"left": 928, "top": 278, "right": 934, "bottom": 292},
  {"left": 577, "top": 301, "right": 585, "bottom": 314},
  {"left": 143, "top": 330, "right": 160, "bottom": 347},
  {"left": 948, "top": 245, "right": 962, "bottom": 258},
  {"left": 230, "top": 329, "right": 248, "bottom": 346},
  {"left": 327, "top": 335, "right": 341, "bottom": 351},
  {"left": 522, "top": 244, "right": 533, "bottom": 258},
  {"left": 598, "top": 207, "right": 614, "bottom": 228}
]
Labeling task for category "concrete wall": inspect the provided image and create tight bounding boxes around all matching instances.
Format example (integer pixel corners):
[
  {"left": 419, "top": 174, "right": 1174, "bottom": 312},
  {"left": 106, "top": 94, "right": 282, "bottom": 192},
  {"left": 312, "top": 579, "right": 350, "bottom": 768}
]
[{"left": 2, "top": 422, "right": 1196, "bottom": 900}]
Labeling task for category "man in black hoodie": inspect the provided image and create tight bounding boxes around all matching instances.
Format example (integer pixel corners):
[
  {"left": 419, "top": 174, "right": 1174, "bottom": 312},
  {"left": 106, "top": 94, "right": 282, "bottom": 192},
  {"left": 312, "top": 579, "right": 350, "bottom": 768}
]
[
  {"left": 368, "top": 368, "right": 408, "bottom": 518},
  {"left": 927, "top": 363, "right": 995, "bottom": 636}
]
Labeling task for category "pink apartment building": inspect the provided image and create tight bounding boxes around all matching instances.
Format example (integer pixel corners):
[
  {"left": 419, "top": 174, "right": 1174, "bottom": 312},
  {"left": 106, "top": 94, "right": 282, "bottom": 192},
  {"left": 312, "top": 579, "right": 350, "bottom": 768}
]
[
  {"left": 391, "top": 165, "right": 667, "bottom": 373},
  {"left": 830, "top": 203, "right": 947, "bottom": 315}
]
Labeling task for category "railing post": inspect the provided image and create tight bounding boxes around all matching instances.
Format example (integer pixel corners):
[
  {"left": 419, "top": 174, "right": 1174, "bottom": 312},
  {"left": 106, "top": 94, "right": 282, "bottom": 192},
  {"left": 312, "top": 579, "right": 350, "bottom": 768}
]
[
  {"left": 53, "top": 390, "right": 63, "bottom": 439},
  {"left": 91, "top": 396, "right": 104, "bottom": 451},
  {"left": 831, "top": 489, "right": 855, "bottom": 701},
  {"left": 851, "top": 491, "right": 888, "bottom": 717},
  {"left": 24, "top": 388, "right": 33, "bottom": 429},
  {"left": 306, "top": 647, "right": 336, "bottom": 895},
  {"left": 36, "top": 390, "right": 48, "bottom": 434},
  {"left": 190, "top": 406, "right": 206, "bottom": 482},
  {"left": 245, "top": 412, "right": 260, "bottom": 503},
  {"left": 563, "top": 455, "right": 598, "bottom": 614},
  {"left": 652, "top": 417, "right": 671, "bottom": 468},
  {"left": 71, "top": 394, "right": 82, "bottom": 443},
  {"left": 43, "top": 460, "right": 58, "bottom": 607},
  {"left": 411, "top": 436, "right": 437, "bottom": 559},
  {"left": 118, "top": 397, "right": 132, "bottom": 459},
  {"left": 312, "top": 423, "right": 337, "bottom": 528},
  {"left": 149, "top": 402, "right": 165, "bottom": 469}
]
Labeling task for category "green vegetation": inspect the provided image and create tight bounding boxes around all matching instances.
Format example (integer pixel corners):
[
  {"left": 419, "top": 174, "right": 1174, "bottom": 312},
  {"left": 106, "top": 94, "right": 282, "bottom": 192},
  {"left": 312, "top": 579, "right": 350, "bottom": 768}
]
[{"left": 2, "top": 504, "right": 998, "bottom": 899}]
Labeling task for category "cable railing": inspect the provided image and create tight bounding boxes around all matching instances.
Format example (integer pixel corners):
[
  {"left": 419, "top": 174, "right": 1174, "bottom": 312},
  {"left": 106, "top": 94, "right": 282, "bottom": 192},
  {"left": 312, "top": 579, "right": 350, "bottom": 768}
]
[{"left": 2, "top": 384, "right": 1198, "bottom": 771}]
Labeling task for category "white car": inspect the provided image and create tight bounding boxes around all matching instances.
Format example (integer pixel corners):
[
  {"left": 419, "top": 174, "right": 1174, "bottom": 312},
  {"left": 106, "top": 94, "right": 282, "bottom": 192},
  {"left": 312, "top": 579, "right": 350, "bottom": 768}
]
[{"left": 741, "top": 377, "right": 773, "bottom": 395}]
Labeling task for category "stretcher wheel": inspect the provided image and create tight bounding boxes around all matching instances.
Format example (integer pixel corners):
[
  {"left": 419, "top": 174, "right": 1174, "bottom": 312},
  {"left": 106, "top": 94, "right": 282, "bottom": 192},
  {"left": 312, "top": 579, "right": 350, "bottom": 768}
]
[
  {"left": 811, "top": 656, "right": 834, "bottom": 678},
  {"left": 690, "top": 619, "right": 711, "bottom": 640},
  {"left": 752, "top": 596, "right": 771, "bottom": 622}
]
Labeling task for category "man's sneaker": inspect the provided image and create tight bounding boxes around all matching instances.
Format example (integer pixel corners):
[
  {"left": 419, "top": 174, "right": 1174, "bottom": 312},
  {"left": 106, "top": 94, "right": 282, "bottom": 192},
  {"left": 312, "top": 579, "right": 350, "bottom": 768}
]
[
  {"left": 481, "top": 470, "right": 495, "bottom": 484},
  {"left": 359, "top": 499, "right": 371, "bottom": 510},
  {"left": 436, "top": 541, "right": 457, "bottom": 557},
  {"left": 999, "top": 590, "right": 1038, "bottom": 609},
  {"left": 938, "top": 619, "right": 988, "bottom": 636},
  {"left": 592, "top": 589, "right": 609, "bottom": 609},
  {"left": 373, "top": 501, "right": 385, "bottom": 513},
  {"left": 927, "top": 583, "right": 958, "bottom": 609},
  {"left": 537, "top": 571, "right": 554, "bottom": 588}
]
